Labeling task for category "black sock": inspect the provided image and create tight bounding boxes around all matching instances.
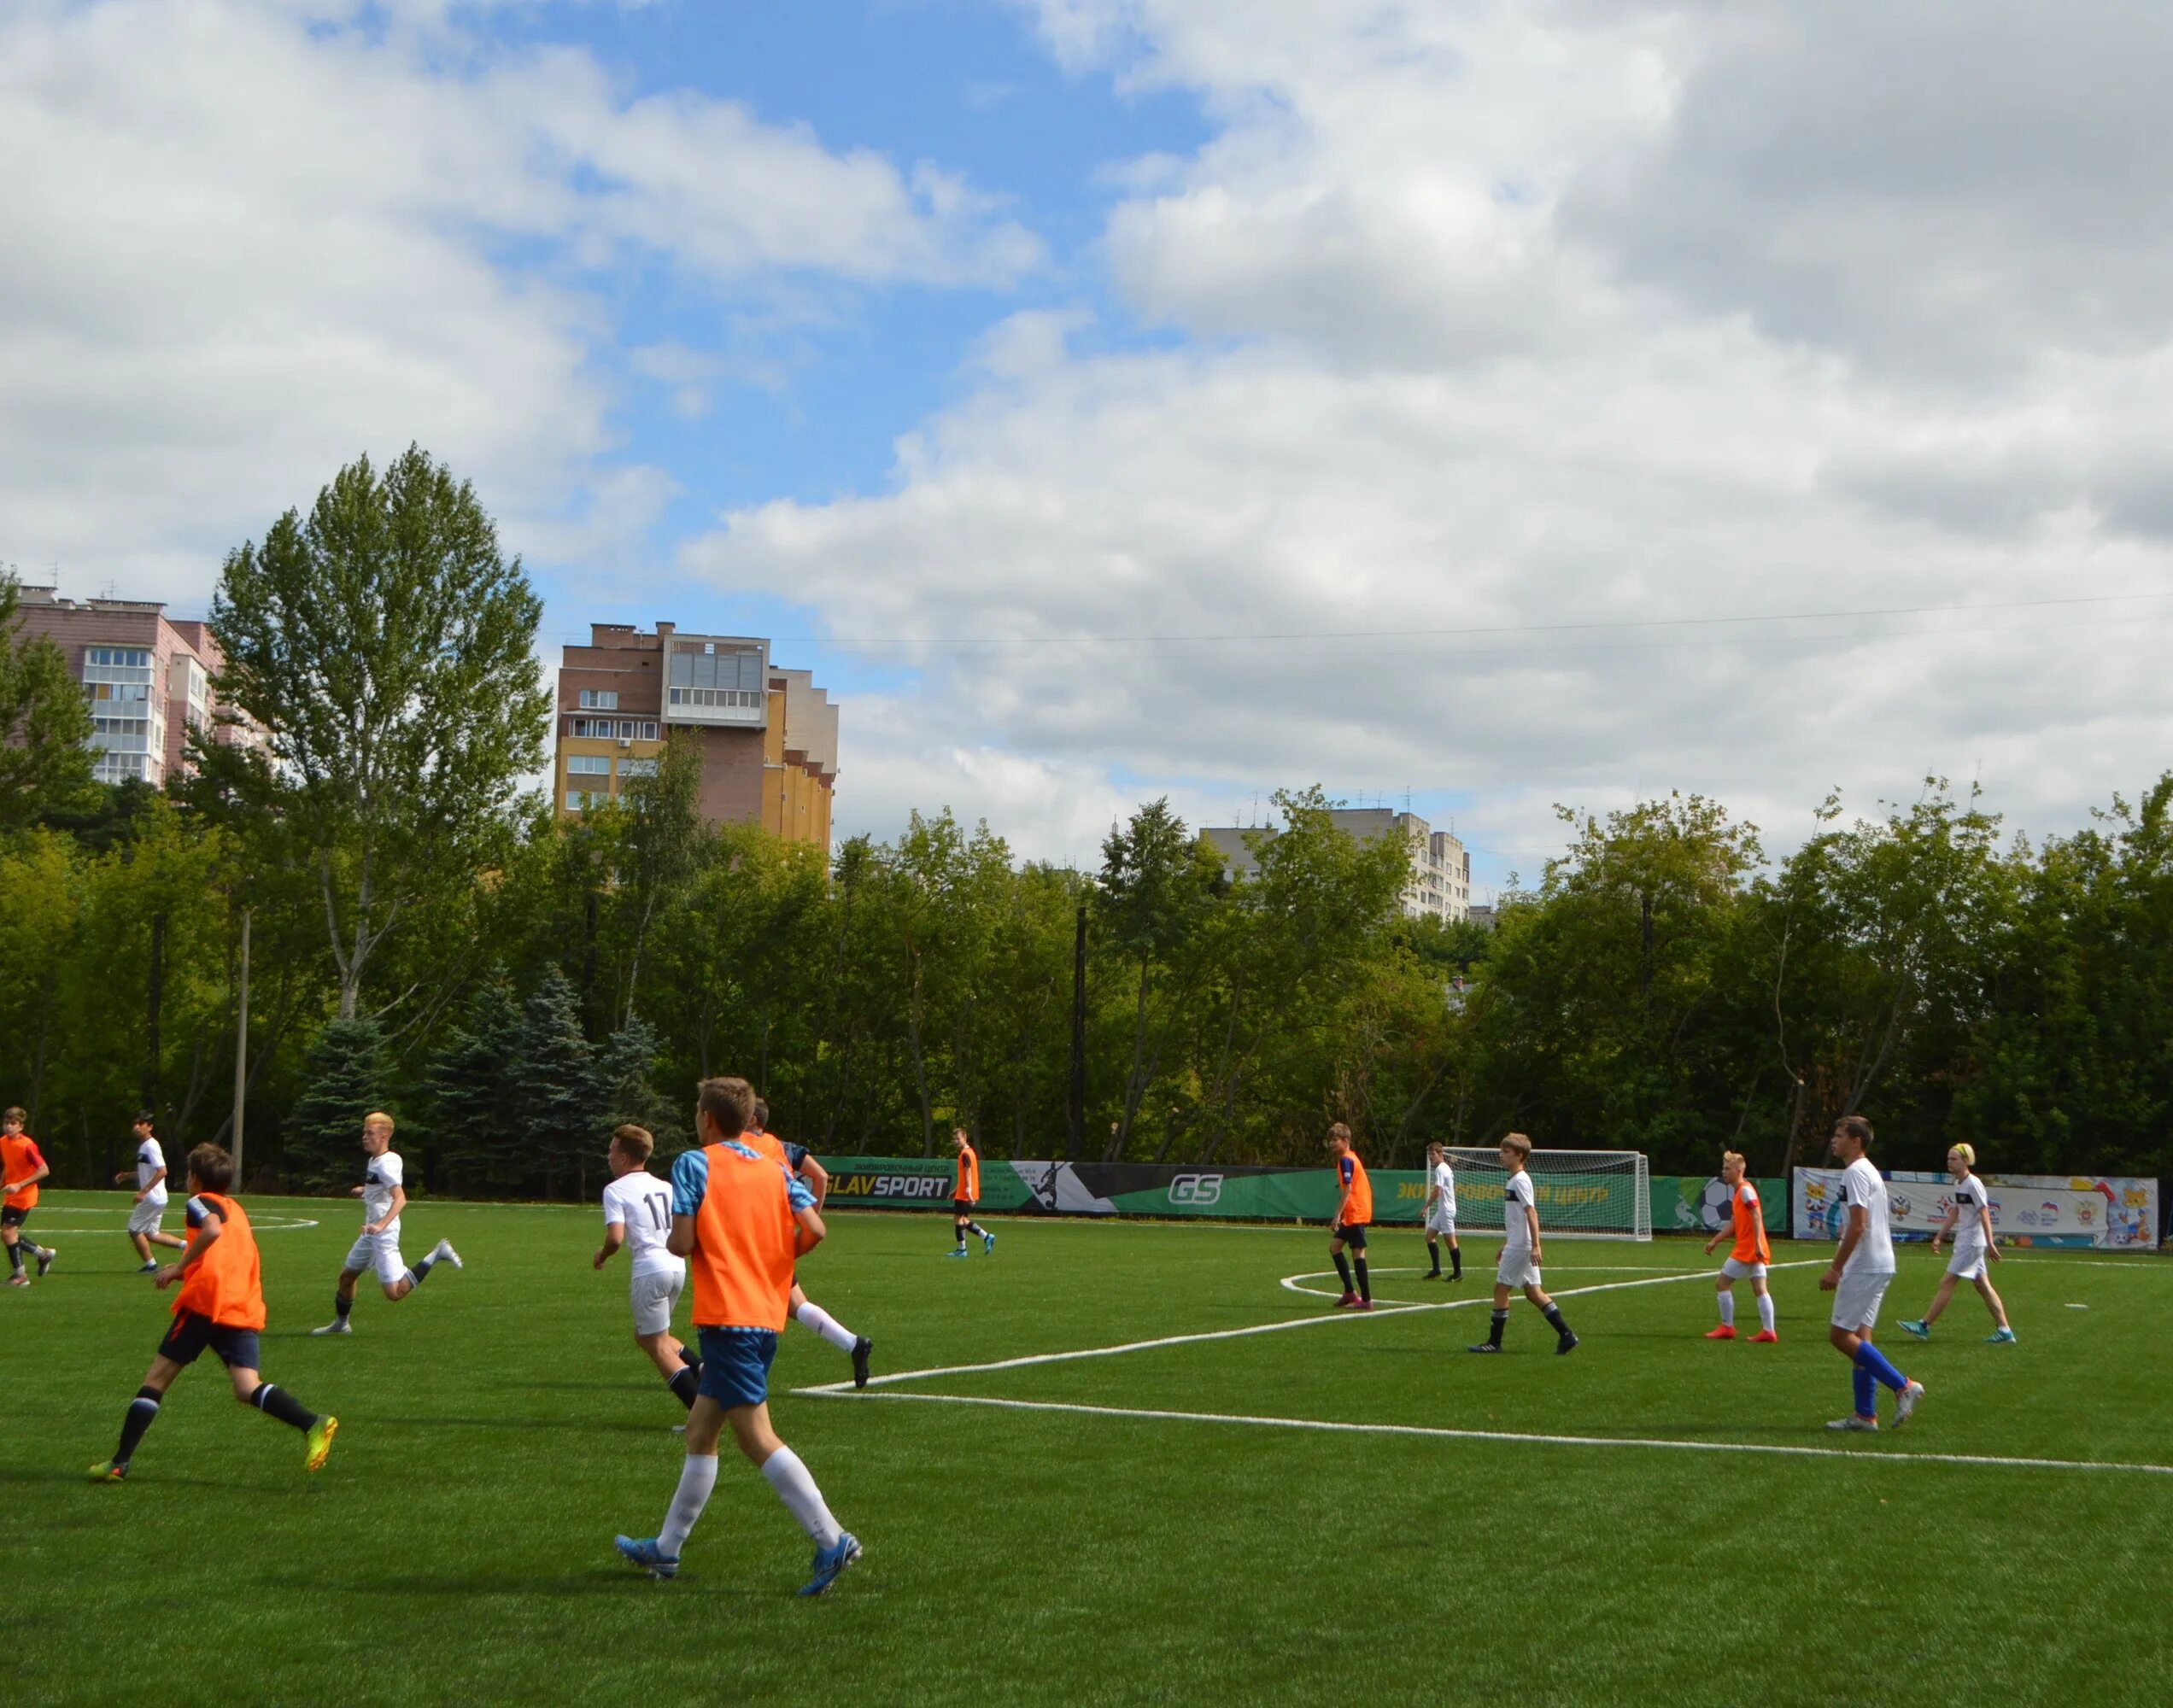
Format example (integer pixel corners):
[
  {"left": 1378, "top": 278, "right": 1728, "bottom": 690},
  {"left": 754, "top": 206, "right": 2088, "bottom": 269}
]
[
  {"left": 334, "top": 1291, "right": 353, "bottom": 1321},
  {"left": 249, "top": 1383, "right": 317, "bottom": 1432},
  {"left": 1450, "top": 1247, "right": 1461, "bottom": 1279},
  {"left": 407, "top": 1252, "right": 436, "bottom": 1286},
  {"left": 1489, "top": 1308, "right": 1507, "bottom": 1347},
  {"left": 6, "top": 1243, "right": 20, "bottom": 1276},
  {"left": 678, "top": 1344, "right": 700, "bottom": 1368},
  {"left": 667, "top": 1366, "right": 701, "bottom": 1410},
  {"left": 1543, "top": 1305, "right": 1571, "bottom": 1337},
  {"left": 114, "top": 1386, "right": 162, "bottom": 1465},
  {"left": 969, "top": 1222, "right": 988, "bottom": 1239},
  {"left": 1354, "top": 1257, "right": 1370, "bottom": 1302},
  {"left": 953, "top": 1225, "right": 967, "bottom": 1249},
  {"left": 1332, "top": 1252, "right": 1353, "bottom": 1292},
  {"left": 1425, "top": 1240, "right": 1440, "bottom": 1276}
]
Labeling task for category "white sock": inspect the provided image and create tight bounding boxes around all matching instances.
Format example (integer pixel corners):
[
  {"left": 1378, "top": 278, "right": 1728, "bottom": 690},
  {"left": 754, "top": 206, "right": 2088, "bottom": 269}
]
[
  {"left": 659, "top": 1453, "right": 718, "bottom": 1556},
  {"left": 1717, "top": 1291, "right": 1735, "bottom": 1327},
  {"left": 1757, "top": 1293, "right": 1775, "bottom": 1334},
  {"left": 760, "top": 1446, "right": 841, "bottom": 1549},
  {"left": 793, "top": 1301, "right": 858, "bottom": 1353}
]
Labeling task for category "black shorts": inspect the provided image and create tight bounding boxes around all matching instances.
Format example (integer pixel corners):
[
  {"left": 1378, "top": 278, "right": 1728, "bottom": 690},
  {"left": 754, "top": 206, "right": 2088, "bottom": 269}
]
[
  {"left": 158, "top": 1312, "right": 261, "bottom": 1372},
  {"left": 953, "top": 1200, "right": 976, "bottom": 1218},
  {"left": 1333, "top": 1221, "right": 1369, "bottom": 1250},
  {"left": 1, "top": 1204, "right": 28, "bottom": 1229}
]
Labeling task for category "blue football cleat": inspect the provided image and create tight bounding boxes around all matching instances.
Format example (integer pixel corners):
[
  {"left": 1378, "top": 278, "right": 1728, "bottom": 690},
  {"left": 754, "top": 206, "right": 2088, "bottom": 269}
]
[
  {"left": 981, "top": 1230, "right": 996, "bottom": 1255},
  {"left": 799, "top": 1532, "right": 862, "bottom": 1597},
  {"left": 946, "top": 1248, "right": 969, "bottom": 1259},
  {"left": 614, "top": 1535, "right": 679, "bottom": 1579}
]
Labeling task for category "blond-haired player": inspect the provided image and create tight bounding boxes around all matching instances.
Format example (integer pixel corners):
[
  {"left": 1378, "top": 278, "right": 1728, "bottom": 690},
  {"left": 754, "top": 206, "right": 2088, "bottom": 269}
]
[
  {"left": 312, "top": 1112, "right": 462, "bottom": 1334},
  {"left": 1901, "top": 1144, "right": 2014, "bottom": 1344},
  {"left": 1702, "top": 1150, "right": 1777, "bottom": 1342}
]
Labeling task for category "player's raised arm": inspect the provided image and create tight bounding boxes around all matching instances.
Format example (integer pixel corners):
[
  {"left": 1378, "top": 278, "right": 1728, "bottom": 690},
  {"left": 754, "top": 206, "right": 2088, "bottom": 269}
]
[{"left": 798, "top": 1153, "right": 830, "bottom": 1208}]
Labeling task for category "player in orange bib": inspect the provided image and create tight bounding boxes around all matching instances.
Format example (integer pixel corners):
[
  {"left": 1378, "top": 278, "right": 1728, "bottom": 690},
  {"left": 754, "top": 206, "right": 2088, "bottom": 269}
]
[
  {"left": 614, "top": 1077, "right": 861, "bottom": 1596},
  {"left": 1702, "top": 1150, "right": 1777, "bottom": 1342},
  {"left": 2, "top": 1105, "right": 56, "bottom": 1284},
  {"left": 1326, "top": 1123, "right": 1374, "bottom": 1310},
  {"left": 948, "top": 1127, "right": 994, "bottom": 1257},
  {"left": 88, "top": 1144, "right": 337, "bottom": 1481}
]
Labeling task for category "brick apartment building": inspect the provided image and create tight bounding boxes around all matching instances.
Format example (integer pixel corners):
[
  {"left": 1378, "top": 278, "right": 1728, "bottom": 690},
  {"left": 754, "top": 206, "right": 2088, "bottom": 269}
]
[
  {"left": 1203, "top": 807, "right": 1473, "bottom": 922},
  {"left": 9, "top": 585, "right": 243, "bottom": 786},
  {"left": 554, "top": 623, "right": 838, "bottom": 848}
]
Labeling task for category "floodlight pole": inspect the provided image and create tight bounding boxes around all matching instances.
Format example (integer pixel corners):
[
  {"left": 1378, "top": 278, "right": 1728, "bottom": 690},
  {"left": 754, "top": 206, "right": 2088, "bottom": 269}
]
[{"left": 231, "top": 907, "right": 251, "bottom": 1188}]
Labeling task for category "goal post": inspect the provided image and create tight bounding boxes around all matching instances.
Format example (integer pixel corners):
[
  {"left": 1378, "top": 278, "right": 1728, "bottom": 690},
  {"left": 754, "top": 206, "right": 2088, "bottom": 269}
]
[{"left": 1441, "top": 1148, "right": 1651, "bottom": 1241}]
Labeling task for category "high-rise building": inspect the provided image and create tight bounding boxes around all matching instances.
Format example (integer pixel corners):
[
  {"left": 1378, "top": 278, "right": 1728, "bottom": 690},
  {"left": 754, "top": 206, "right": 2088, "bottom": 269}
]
[
  {"left": 9, "top": 587, "right": 243, "bottom": 787},
  {"left": 552, "top": 623, "right": 838, "bottom": 848},
  {"left": 1203, "top": 806, "right": 1472, "bottom": 922}
]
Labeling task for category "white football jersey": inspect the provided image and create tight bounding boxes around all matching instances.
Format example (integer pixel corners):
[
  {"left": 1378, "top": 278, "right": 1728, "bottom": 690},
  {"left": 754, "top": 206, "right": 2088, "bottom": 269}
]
[
  {"left": 602, "top": 1170, "right": 680, "bottom": 1278},
  {"left": 1502, "top": 1168, "right": 1536, "bottom": 1252},
  {"left": 1950, "top": 1175, "right": 1991, "bottom": 1261},
  {"left": 1431, "top": 1161, "right": 1456, "bottom": 1219},
  {"left": 362, "top": 1148, "right": 404, "bottom": 1232},
  {"left": 135, "top": 1136, "right": 169, "bottom": 1203},
  {"left": 1838, "top": 1156, "right": 1895, "bottom": 1275}
]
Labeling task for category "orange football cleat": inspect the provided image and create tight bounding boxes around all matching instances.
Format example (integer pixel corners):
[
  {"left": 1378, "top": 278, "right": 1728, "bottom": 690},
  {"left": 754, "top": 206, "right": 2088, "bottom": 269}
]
[
  {"left": 1748, "top": 1330, "right": 1778, "bottom": 1343},
  {"left": 1704, "top": 1325, "right": 1737, "bottom": 1340}
]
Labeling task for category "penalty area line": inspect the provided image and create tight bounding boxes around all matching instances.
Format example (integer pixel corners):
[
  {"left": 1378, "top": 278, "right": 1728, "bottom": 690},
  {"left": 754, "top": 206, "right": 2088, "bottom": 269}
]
[
  {"left": 797, "top": 1261, "right": 1824, "bottom": 1395},
  {"left": 806, "top": 1389, "right": 2173, "bottom": 1480}
]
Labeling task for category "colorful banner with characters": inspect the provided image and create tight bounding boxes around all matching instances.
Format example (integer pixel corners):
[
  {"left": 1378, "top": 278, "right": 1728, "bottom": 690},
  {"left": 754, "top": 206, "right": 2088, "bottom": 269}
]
[{"left": 1791, "top": 1167, "right": 2158, "bottom": 1249}]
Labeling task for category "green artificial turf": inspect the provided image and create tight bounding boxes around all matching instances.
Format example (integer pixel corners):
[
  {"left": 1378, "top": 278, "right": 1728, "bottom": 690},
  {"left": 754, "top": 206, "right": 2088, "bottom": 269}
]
[{"left": 7, "top": 1191, "right": 2170, "bottom": 1707}]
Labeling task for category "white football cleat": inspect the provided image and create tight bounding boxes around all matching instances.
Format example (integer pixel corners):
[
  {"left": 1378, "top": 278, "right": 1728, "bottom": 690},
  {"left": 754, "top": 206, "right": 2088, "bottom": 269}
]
[
  {"left": 1893, "top": 1379, "right": 1924, "bottom": 1428},
  {"left": 311, "top": 1319, "right": 352, "bottom": 1336},
  {"left": 1825, "top": 1414, "right": 1878, "bottom": 1432},
  {"left": 433, "top": 1240, "right": 463, "bottom": 1270}
]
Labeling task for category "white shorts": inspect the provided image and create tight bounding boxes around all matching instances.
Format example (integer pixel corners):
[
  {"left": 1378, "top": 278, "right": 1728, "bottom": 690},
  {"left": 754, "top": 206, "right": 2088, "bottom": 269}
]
[
  {"left": 629, "top": 1262, "right": 687, "bottom": 1337},
  {"left": 1426, "top": 1211, "right": 1457, "bottom": 1237},
  {"left": 343, "top": 1230, "right": 407, "bottom": 1287},
  {"left": 127, "top": 1197, "right": 169, "bottom": 1236},
  {"left": 1830, "top": 1269, "right": 1893, "bottom": 1332},
  {"left": 1496, "top": 1251, "right": 1541, "bottom": 1290},
  {"left": 1946, "top": 1251, "right": 1988, "bottom": 1282},
  {"left": 1719, "top": 1256, "right": 1767, "bottom": 1281}
]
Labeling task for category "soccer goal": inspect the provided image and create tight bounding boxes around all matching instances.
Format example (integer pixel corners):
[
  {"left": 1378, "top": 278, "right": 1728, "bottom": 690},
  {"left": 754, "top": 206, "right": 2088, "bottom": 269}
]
[{"left": 1442, "top": 1148, "right": 1651, "bottom": 1241}]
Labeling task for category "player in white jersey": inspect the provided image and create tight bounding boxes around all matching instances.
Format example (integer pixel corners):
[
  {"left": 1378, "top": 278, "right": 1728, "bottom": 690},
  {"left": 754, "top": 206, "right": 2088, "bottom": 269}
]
[
  {"left": 1468, "top": 1133, "right": 1576, "bottom": 1354},
  {"left": 1901, "top": 1144, "right": 2014, "bottom": 1344},
  {"left": 595, "top": 1125, "right": 706, "bottom": 1413},
  {"left": 312, "top": 1111, "right": 462, "bottom": 1335},
  {"left": 1819, "top": 1116, "right": 1924, "bottom": 1431},
  {"left": 113, "top": 1112, "right": 187, "bottom": 1272},
  {"left": 1420, "top": 1141, "right": 1461, "bottom": 1281}
]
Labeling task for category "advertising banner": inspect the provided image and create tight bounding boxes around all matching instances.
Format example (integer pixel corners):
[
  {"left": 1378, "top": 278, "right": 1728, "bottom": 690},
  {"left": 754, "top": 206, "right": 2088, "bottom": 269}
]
[
  {"left": 1650, "top": 1176, "right": 1789, "bottom": 1236},
  {"left": 1791, "top": 1167, "right": 2158, "bottom": 1249}
]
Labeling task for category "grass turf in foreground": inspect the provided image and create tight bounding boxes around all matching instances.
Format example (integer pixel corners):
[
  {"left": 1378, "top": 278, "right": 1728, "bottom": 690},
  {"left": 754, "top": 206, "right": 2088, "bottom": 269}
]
[{"left": 6, "top": 1191, "right": 2170, "bottom": 1707}]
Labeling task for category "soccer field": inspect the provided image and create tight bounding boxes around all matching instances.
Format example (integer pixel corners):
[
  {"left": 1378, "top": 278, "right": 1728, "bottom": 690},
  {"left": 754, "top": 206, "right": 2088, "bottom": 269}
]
[{"left": 9, "top": 1192, "right": 2170, "bottom": 1708}]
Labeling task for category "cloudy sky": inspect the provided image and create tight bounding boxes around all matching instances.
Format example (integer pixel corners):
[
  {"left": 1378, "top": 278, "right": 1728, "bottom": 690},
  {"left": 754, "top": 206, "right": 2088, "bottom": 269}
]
[{"left": 8, "top": 1, "right": 2172, "bottom": 892}]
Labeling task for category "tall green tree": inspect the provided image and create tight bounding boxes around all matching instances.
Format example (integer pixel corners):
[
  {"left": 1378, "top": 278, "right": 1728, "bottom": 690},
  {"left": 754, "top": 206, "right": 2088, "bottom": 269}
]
[
  {"left": 196, "top": 447, "right": 550, "bottom": 1019},
  {"left": 0, "top": 569, "right": 97, "bottom": 829},
  {"left": 284, "top": 1018, "right": 393, "bottom": 1190}
]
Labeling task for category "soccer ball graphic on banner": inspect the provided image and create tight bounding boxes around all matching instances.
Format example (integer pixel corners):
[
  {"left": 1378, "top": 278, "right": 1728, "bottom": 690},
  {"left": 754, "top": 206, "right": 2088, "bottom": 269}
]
[{"left": 1696, "top": 1174, "right": 1733, "bottom": 1233}]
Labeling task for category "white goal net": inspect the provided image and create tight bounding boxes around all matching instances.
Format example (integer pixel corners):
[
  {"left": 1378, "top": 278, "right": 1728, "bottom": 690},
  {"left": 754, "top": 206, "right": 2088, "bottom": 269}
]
[{"left": 1440, "top": 1148, "right": 1650, "bottom": 1242}]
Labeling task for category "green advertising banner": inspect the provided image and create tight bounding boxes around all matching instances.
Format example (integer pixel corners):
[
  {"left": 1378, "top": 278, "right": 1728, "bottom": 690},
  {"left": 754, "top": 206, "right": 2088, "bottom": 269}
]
[
  {"left": 1650, "top": 1176, "right": 1789, "bottom": 1235},
  {"left": 816, "top": 1156, "right": 1035, "bottom": 1213}
]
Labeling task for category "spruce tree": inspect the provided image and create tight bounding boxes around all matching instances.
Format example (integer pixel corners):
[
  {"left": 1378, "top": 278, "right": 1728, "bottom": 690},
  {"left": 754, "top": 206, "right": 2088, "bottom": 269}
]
[
  {"left": 424, "top": 979, "right": 521, "bottom": 1192},
  {"left": 284, "top": 1018, "right": 392, "bottom": 1191},
  {"left": 594, "top": 1014, "right": 684, "bottom": 1158},
  {"left": 513, "top": 968, "right": 595, "bottom": 1197}
]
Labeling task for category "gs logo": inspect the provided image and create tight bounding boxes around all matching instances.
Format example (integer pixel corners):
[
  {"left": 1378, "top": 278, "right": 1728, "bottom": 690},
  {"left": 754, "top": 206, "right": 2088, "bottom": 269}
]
[{"left": 1169, "top": 1174, "right": 1224, "bottom": 1207}]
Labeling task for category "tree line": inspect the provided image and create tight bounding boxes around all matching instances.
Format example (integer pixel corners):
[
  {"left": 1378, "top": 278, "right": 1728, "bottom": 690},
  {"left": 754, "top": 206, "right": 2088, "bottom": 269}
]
[{"left": 5, "top": 453, "right": 2171, "bottom": 1199}]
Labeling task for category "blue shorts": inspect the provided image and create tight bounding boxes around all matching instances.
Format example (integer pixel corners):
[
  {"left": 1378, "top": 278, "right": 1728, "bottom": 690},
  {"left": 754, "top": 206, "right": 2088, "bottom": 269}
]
[
  {"left": 158, "top": 1312, "right": 261, "bottom": 1372},
  {"left": 696, "top": 1327, "right": 778, "bottom": 1409}
]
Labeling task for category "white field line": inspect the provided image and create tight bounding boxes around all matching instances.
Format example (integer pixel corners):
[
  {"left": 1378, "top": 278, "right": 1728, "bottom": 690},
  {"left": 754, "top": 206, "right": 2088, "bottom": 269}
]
[
  {"left": 25, "top": 1213, "right": 319, "bottom": 1233},
  {"left": 795, "top": 1261, "right": 1826, "bottom": 1395},
  {"left": 1280, "top": 1263, "right": 1707, "bottom": 1304},
  {"left": 811, "top": 1389, "right": 2173, "bottom": 1479}
]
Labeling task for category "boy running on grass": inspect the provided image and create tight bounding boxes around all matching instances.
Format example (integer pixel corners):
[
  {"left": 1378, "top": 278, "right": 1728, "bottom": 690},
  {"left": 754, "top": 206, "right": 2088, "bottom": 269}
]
[
  {"left": 2, "top": 1107, "right": 56, "bottom": 1285},
  {"left": 614, "top": 1077, "right": 860, "bottom": 1595},
  {"left": 1819, "top": 1116, "right": 1924, "bottom": 1432},
  {"left": 88, "top": 1144, "right": 337, "bottom": 1481},
  {"left": 313, "top": 1112, "right": 462, "bottom": 1335},
  {"left": 1901, "top": 1144, "right": 2014, "bottom": 1344},
  {"left": 1702, "top": 1150, "right": 1777, "bottom": 1341},
  {"left": 948, "top": 1127, "right": 994, "bottom": 1257},
  {"left": 1469, "top": 1133, "right": 1578, "bottom": 1354},
  {"left": 743, "top": 1099, "right": 872, "bottom": 1387},
  {"left": 116, "top": 1111, "right": 187, "bottom": 1272},
  {"left": 595, "top": 1124, "right": 705, "bottom": 1413},
  {"left": 1326, "top": 1124, "right": 1374, "bottom": 1309},
  {"left": 1421, "top": 1140, "right": 1461, "bottom": 1282}
]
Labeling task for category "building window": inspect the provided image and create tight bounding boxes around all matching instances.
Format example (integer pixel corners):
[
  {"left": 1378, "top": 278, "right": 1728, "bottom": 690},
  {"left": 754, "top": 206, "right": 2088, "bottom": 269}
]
[
  {"left": 577, "top": 689, "right": 619, "bottom": 710},
  {"left": 566, "top": 755, "right": 610, "bottom": 775},
  {"left": 668, "top": 687, "right": 762, "bottom": 711},
  {"left": 564, "top": 787, "right": 610, "bottom": 812},
  {"left": 641, "top": 722, "right": 659, "bottom": 740},
  {"left": 619, "top": 757, "right": 658, "bottom": 779}
]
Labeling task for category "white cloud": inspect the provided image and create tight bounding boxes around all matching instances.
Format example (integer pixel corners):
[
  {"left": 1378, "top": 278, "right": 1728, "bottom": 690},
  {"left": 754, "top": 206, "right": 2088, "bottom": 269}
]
[
  {"left": 689, "top": 0, "right": 2173, "bottom": 876},
  {"left": 0, "top": 0, "right": 1037, "bottom": 606}
]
